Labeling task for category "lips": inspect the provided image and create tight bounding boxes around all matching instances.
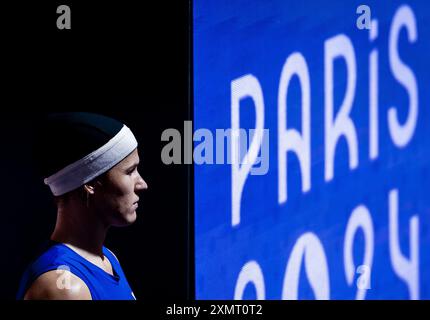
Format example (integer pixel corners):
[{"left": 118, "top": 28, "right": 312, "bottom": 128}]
[{"left": 132, "top": 199, "right": 139, "bottom": 210}]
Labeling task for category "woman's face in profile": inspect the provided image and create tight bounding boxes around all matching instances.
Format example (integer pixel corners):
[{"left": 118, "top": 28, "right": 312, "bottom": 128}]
[{"left": 94, "top": 149, "right": 147, "bottom": 226}]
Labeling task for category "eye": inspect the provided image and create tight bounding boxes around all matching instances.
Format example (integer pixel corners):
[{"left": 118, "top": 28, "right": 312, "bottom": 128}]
[{"left": 127, "top": 166, "right": 137, "bottom": 175}]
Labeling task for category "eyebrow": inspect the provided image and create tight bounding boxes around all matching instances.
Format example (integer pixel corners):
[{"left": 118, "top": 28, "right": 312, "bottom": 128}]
[{"left": 126, "top": 162, "right": 139, "bottom": 170}]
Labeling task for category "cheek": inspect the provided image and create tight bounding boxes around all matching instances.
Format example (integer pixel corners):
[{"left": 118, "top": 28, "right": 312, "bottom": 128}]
[{"left": 105, "top": 178, "right": 135, "bottom": 206}]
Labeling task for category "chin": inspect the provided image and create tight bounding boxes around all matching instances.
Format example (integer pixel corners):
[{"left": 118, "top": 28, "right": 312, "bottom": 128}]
[
  {"left": 112, "top": 211, "right": 137, "bottom": 227},
  {"left": 127, "top": 211, "right": 138, "bottom": 224}
]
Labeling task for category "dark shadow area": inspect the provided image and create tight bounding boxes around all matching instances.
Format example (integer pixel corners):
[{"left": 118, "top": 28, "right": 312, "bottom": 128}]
[{"left": 0, "top": 1, "right": 192, "bottom": 300}]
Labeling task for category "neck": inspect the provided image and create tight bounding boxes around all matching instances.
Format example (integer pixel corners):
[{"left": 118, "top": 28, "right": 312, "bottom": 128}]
[{"left": 50, "top": 199, "right": 109, "bottom": 257}]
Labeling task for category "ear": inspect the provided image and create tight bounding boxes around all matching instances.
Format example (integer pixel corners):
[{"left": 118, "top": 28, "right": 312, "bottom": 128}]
[{"left": 83, "top": 184, "right": 95, "bottom": 195}]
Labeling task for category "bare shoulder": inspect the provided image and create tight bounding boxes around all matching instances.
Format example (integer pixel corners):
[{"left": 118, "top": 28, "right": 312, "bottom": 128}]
[{"left": 24, "top": 270, "right": 92, "bottom": 300}]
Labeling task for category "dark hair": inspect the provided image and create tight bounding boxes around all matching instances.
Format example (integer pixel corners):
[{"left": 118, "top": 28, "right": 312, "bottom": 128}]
[{"left": 32, "top": 112, "right": 123, "bottom": 180}]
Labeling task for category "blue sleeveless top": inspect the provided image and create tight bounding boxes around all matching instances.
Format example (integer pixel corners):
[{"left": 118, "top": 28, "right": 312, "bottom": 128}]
[{"left": 16, "top": 241, "right": 136, "bottom": 300}]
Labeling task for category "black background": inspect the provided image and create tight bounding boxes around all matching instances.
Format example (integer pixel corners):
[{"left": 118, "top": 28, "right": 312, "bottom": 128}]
[{"left": 0, "top": 1, "right": 193, "bottom": 300}]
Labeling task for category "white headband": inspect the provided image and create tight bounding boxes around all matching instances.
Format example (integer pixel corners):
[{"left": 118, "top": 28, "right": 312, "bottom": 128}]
[{"left": 44, "top": 125, "right": 138, "bottom": 196}]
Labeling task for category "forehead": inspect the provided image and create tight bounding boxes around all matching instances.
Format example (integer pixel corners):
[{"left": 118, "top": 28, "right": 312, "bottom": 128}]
[{"left": 117, "top": 149, "right": 140, "bottom": 167}]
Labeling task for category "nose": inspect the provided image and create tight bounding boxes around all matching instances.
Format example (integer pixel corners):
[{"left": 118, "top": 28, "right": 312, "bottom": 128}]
[{"left": 135, "top": 174, "right": 148, "bottom": 192}]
